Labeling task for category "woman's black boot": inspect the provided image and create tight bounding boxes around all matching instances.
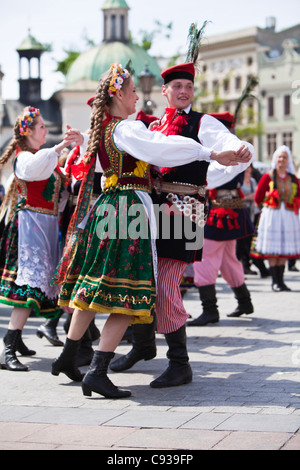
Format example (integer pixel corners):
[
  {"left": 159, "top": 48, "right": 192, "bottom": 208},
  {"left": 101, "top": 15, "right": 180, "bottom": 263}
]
[
  {"left": 17, "top": 333, "right": 36, "bottom": 356},
  {"left": 0, "top": 330, "right": 29, "bottom": 371},
  {"left": 51, "top": 338, "right": 84, "bottom": 382},
  {"left": 82, "top": 350, "right": 131, "bottom": 398},
  {"left": 278, "top": 265, "right": 291, "bottom": 291},
  {"left": 36, "top": 315, "right": 64, "bottom": 346},
  {"left": 270, "top": 266, "right": 281, "bottom": 292},
  {"left": 77, "top": 327, "right": 94, "bottom": 367}
]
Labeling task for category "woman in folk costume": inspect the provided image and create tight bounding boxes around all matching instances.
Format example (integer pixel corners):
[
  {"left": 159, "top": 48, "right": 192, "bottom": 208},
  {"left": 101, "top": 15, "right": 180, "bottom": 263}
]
[
  {"left": 251, "top": 145, "right": 300, "bottom": 291},
  {"left": 36, "top": 97, "right": 101, "bottom": 352},
  {"left": 0, "top": 106, "right": 77, "bottom": 372},
  {"left": 51, "top": 62, "right": 251, "bottom": 399},
  {"left": 110, "top": 24, "right": 254, "bottom": 388}
]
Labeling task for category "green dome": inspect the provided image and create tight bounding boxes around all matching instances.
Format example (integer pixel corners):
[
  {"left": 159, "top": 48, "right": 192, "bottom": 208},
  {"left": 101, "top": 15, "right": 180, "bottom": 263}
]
[
  {"left": 102, "top": 0, "right": 129, "bottom": 9},
  {"left": 65, "top": 41, "right": 162, "bottom": 87}
]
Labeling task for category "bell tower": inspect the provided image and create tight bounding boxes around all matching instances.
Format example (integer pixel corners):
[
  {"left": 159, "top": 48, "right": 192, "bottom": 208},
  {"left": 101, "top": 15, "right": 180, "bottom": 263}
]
[
  {"left": 101, "top": 0, "right": 130, "bottom": 43},
  {"left": 17, "top": 30, "right": 45, "bottom": 104}
]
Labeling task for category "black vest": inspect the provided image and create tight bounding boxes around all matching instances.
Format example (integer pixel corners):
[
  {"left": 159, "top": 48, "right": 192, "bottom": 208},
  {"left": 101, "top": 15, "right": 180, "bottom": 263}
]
[{"left": 153, "top": 110, "right": 208, "bottom": 263}]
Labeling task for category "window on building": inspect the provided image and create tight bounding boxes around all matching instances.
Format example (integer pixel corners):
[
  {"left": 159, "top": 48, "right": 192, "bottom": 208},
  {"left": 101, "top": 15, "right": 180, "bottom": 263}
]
[
  {"left": 111, "top": 15, "right": 116, "bottom": 39},
  {"left": 282, "top": 132, "right": 293, "bottom": 151},
  {"left": 235, "top": 76, "right": 241, "bottom": 90},
  {"left": 284, "top": 95, "right": 291, "bottom": 116},
  {"left": 212, "top": 80, "right": 219, "bottom": 92},
  {"left": 201, "top": 81, "right": 208, "bottom": 94},
  {"left": 120, "top": 15, "right": 125, "bottom": 39},
  {"left": 268, "top": 97, "right": 275, "bottom": 117},
  {"left": 267, "top": 133, "right": 277, "bottom": 157},
  {"left": 223, "top": 78, "right": 230, "bottom": 93}
]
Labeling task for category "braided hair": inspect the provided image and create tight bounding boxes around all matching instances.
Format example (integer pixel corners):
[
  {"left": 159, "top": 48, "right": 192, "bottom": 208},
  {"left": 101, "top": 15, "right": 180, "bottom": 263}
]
[{"left": 84, "top": 65, "right": 131, "bottom": 164}]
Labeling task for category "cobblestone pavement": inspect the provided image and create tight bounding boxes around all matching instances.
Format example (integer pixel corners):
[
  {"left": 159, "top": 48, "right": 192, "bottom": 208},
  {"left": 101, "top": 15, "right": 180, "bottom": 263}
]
[{"left": 0, "top": 268, "right": 300, "bottom": 451}]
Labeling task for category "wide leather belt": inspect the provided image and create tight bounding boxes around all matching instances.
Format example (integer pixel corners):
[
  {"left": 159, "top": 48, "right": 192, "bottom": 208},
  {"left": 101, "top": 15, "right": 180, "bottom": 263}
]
[{"left": 153, "top": 180, "right": 206, "bottom": 197}]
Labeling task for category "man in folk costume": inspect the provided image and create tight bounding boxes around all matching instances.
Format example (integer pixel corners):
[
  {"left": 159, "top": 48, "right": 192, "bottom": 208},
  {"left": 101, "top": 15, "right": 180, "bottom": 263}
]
[
  {"left": 110, "top": 23, "right": 255, "bottom": 388},
  {"left": 188, "top": 112, "right": 255, "bottom": 326},
  {"left": 188, "top": 76, "right": 259, "bottom": 326}
]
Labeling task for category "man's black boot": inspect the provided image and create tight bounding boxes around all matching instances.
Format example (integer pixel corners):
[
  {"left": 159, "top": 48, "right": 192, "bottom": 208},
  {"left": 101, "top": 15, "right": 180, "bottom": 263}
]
[
  {"left": 150, "top": 325, "right": 192, "bottom": 388},
  {"left": 227, "top": 283, "right": 254, "bottom": 317},
  {"left": 187, "top": 285, "right": 219, "bottom": 326},
  {"left": 110, "top": 320, "right": 156, "bottom": 372}
]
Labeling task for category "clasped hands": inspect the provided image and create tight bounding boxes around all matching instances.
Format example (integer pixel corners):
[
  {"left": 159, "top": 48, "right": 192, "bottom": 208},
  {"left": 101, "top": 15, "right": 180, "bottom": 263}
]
[{"left": 211, "top": 145, "right": 252, "bottom": 166}]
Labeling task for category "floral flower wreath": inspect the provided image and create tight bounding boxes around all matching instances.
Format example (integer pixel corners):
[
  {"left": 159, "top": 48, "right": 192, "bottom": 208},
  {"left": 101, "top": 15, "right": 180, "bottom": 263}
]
[
  {"left": 108, "top": 63, "right": 130, "bottom": 97},
  {"left": 19, "top": 106, "right": 40, "bottom": 136}
]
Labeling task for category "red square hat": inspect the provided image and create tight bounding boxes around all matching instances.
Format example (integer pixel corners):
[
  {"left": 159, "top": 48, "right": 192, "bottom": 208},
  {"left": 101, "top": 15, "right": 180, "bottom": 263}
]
[{"left": 161, "top": 62, "right": 195, "bottom": 84}]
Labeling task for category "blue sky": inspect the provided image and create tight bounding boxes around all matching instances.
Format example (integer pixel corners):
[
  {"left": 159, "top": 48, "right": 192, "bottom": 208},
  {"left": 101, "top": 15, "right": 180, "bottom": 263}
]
[{"left": 0, "top": 0, "right": 299, "bottom": 99}]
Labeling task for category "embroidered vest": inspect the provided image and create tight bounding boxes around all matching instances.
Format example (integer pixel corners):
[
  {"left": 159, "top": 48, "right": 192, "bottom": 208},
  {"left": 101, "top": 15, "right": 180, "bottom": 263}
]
[
  {"left": 100, "top": 118, "right": 152, "bottom": 193},
  {"left": 14, "top": 155, "right": 63, "bottom": 215},
  {"left": 264, "top": 171, "right": 299, "bottom": 212}
]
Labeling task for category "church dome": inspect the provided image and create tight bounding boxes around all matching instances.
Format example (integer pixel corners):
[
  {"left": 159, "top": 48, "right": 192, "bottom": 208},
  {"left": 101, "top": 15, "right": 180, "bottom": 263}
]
[
  {"left": 65, "top": 0, "right": 162, "bottom": 89},
  {"left": 65, "top": 41, "right": 162, "bottom": 87}
]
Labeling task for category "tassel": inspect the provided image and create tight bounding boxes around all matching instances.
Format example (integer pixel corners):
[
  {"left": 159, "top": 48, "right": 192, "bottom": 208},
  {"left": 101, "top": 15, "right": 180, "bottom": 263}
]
[
  {"left": 216, "top": 218, "right": 224, "bottom": 229},
  {"left": 227, "top": 218, "right": 234, "bottom": 230}
]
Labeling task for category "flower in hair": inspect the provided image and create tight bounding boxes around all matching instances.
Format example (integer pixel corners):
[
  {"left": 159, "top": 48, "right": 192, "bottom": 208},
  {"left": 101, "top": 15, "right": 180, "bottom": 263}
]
[
  {"left": 19, "top": 106, "right": 40, "bottom": 136},
  {"left": 108, "top": 63, "right": 130, "bottom": 97}
]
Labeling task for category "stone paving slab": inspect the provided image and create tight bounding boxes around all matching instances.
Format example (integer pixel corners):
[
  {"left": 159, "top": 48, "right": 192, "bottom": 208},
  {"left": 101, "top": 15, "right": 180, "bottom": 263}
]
[{"left": 0, "top": 269, "right": 300, "bottom": 450}]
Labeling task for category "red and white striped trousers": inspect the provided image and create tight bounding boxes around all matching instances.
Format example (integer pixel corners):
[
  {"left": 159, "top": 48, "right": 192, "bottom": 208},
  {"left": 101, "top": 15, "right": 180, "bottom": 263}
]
[{"left": 156, "top": 258, "right": 189, "bottom": 334}]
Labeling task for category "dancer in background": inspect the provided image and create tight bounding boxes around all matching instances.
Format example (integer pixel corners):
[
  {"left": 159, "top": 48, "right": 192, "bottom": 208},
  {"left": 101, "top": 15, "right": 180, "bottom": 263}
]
[
  {"left": 0, "top": 106, "right": 79, "bottom": 371},
  {"left": 251, "top": 145, "right": 300, "bottom": 291}
]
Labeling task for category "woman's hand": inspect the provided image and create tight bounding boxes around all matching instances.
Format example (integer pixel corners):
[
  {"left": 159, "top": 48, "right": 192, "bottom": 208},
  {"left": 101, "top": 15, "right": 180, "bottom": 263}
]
[
  {"left": 64, "top": 125, "right": 84, "bottom": 146},
  {"left": 55, "top": 126, "right": 84, "bottom": 154},
  {"left": 211, "top": 145, "right": 252, "bottom": 166}
]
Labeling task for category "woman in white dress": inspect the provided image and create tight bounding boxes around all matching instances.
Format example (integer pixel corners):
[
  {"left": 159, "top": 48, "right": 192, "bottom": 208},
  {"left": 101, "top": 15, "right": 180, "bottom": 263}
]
[
  {"left": 251, "top": 145, "right": 300, "bottom": 291},
  {"left": 0, "top": 106, "right": 79, "bottom": 371}
]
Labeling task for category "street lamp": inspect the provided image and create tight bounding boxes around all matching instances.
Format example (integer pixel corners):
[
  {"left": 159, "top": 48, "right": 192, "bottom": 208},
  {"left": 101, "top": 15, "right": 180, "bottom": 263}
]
[{"left": 138, "top": 63, "right": 155, "bottom": 114}]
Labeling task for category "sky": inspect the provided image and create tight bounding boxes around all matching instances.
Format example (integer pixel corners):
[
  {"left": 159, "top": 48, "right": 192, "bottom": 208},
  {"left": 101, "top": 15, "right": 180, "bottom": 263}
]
[{"left": 0, "top": 0, "right": 299, "bottom": 100}]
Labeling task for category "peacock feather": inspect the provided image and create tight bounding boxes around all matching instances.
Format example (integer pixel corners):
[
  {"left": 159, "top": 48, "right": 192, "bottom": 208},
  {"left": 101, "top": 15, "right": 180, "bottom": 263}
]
[{"left": 186, "top": 21, "right": 209, "bottom": 66}]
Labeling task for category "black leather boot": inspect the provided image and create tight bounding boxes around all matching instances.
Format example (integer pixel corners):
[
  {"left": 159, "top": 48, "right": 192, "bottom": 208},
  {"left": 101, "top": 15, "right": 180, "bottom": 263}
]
[
  {"left": 0, "top": 330, "right": 29, "bottom": 371},
  {"left": 17, "top": 333, "right": 36, "bottom": 356},
  {"left": 270, "top": 266, "right": 281, "bottom": 292},
  {"left": 36, "top": 315, "right": 64, "bottom": 346},
  {"left": 82, "top": 351, "right": 131, "bottom": 398},
  {"left": 51, "top": 338, "right": 84, "bottom": 382},
  {"left": 150, "top": 325, "right": 192, "bottom": 388},
  {"left": 227, "top": 283, "right": 254, "bottom": 317},
  {"left": 110, "top": 320, "right": 156, "bottom": 372},
  {"left": 187, "top": 285, "right": 219, "bottom": 326},
  {"left": 278, "top": 265, "right": 291, "bottom": 291},
  {"left": 77, "top": 327, "right": 94, "bottom": 367}
]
